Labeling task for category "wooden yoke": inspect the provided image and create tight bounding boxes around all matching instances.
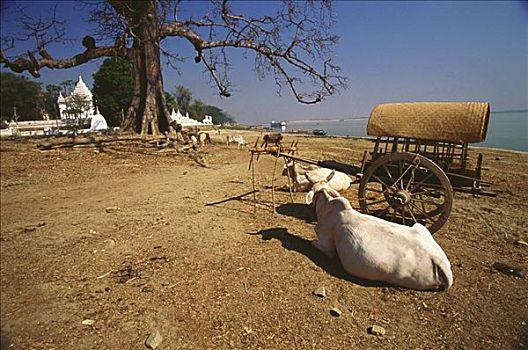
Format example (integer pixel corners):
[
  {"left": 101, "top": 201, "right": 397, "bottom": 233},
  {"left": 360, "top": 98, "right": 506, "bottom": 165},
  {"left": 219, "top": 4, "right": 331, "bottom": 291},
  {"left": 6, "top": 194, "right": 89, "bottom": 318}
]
[
  {"left": 248, "top": 139, "right": 298, "bottom": 170},
  {"left": 248, "top": 139, "right": 299, "bottom": 211}
]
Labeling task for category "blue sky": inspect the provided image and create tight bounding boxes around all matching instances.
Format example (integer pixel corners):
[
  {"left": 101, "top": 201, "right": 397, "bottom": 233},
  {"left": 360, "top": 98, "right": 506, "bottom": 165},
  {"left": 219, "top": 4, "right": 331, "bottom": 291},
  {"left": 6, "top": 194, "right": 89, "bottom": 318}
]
[{"left": 1, "top": 1, "right": 526, "bottom": 124}]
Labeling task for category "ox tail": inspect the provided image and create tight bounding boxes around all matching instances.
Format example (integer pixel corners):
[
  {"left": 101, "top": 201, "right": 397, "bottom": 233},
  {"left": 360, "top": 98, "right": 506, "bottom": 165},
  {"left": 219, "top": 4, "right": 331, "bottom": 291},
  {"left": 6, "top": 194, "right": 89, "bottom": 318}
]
[{"left": 433, "top": 258, "right": 453, "bottom": 290}]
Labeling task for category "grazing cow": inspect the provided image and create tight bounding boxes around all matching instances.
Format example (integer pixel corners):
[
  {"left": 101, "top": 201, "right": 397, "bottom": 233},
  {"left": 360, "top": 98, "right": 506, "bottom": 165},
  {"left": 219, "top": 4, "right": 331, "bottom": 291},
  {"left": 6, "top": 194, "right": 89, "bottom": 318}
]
[
  {"left": 282, "top": 161, "right": 353, "bottom": 192},
  {"left": 226, "top": 135, "right": 246, "bottom": 149},
  {"left": 305, "top": 171, "right": 453, "bottom": 291},
  {"left": 262, "top": 133, "right": 283, "bottom": 146},
  {"left": 198, "top": 132, "right": 211, "bottom": 146}
]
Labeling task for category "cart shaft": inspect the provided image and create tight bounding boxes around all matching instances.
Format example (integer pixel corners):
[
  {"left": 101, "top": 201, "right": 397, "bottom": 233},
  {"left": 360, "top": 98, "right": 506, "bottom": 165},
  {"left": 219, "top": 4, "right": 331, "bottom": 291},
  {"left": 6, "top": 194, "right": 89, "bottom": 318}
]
[{"left": 277, "top": 152, "right": 362, "bottom": 176}]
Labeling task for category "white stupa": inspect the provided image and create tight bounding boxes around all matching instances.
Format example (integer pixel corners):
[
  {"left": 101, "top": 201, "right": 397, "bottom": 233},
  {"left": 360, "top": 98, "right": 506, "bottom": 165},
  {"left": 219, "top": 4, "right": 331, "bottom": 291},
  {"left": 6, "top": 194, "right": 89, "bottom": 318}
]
[
  {"left": 202, "top": 115, "right": 213, "bottom": 125},
  {"left": 168, "top": 109, "right": 214, "bottom": 126},
  {"left": 57, "top": 75, "right": 95, "bottom": 120}
]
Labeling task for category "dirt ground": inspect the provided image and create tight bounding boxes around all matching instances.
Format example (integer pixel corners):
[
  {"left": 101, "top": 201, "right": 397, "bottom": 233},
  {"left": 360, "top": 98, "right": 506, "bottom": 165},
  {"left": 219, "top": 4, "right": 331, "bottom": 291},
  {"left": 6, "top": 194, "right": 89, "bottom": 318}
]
[{"left": 1, "top": 131, "right": 527, "bottom": 350}]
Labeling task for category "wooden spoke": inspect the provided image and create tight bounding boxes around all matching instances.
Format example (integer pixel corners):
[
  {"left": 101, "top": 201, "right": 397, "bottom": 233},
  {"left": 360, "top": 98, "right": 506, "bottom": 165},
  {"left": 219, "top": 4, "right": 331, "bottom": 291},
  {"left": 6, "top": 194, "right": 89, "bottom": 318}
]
[
  {"left": 409, "top": 172, "right": 434, "bottom": 193},
  {"left": 366, "top": 198, "right": 390, "bottom": 206},
  {"left": 371, "top": 174, "right": 394, "bottom": 191},
  {"left": 391, "top": 160, "right": 415, "bottom": 189},
  {"left": 419, "top": 193, "right": 427, "bottom": 215},
  {"left": 411, "top": 187, "right": 445, "bottom": 197},
  {"left": 365, "top": 187, "right": 385, "bottom": 193},
  {"left": 391, "top": 207, "right": 397, "bottom": 221},
  {"left": 409, "top": 202, "right": 439, "bottom": 222},
  {"left": 383, "top": 164, "right": 395, "bottom": 183},
  {"left": 411, "top": 197, "right": 443, "bottom": 207},
  {"left": 405, "top": 167, "right": 416, "bottom": 191},
  {"left": 407, "top": 205, "right": 418, "bottom": 223},
  {"left": 409, "top": 201, "right": 428, "bottom": 217},
  {"left": 398, "top": 160, "right": 404, "bottom": 188}
]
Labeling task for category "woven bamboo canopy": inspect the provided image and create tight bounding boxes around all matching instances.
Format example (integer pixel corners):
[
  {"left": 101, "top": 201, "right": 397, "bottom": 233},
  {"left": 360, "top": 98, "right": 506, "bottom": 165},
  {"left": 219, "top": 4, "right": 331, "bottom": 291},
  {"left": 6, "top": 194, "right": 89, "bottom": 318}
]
[{"left": 367, "top": 102, "right": 490, "bottom": 143}]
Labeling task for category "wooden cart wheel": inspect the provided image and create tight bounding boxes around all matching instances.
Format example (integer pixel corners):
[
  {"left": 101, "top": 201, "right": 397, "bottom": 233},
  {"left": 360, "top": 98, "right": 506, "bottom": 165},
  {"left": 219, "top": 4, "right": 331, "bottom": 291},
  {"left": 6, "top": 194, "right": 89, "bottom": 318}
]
[{"left": 358, "top": 152, "right": 453, "bottom": 234}]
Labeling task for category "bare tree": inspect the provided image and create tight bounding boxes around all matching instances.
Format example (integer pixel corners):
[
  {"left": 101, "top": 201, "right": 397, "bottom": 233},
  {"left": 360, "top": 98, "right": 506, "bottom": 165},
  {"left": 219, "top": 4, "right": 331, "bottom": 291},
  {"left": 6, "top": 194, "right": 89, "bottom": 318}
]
[{"left": 1, "top": 0, "right": 347, "bottom": 136}]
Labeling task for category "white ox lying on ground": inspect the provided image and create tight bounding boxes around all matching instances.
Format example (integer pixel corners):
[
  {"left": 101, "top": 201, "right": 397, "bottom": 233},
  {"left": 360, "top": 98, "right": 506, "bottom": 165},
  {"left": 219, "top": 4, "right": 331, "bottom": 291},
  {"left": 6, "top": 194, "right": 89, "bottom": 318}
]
[
  {"left": 282, "top": 161, "right": 353, "bottom": 192},
  {"left": 305, "top": 171, "right": 453, "bottom": 291}
]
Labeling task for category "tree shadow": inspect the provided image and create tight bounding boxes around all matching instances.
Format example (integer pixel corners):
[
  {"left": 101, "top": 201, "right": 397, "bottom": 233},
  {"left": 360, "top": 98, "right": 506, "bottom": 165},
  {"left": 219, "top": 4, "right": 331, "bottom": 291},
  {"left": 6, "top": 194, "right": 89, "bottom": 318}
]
[
  {"left": 275, "top": 203, "right": 316, "bottom": 224},
  {"left": 258, "top": 227, "right": 391, "bottom": 288}
]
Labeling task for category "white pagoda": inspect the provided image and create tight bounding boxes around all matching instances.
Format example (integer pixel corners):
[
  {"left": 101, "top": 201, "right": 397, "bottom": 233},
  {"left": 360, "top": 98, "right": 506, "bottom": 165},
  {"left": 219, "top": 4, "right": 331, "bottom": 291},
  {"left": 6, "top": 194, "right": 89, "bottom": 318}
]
[
  {"left": 169, "top": 108, "right": 213, "bottom": 126},
  {"left": 202, "top": 115, "right": 213, "bottom": 125},
  {"left": 57, "top": 75, "right": 95, "bottom": 120}
]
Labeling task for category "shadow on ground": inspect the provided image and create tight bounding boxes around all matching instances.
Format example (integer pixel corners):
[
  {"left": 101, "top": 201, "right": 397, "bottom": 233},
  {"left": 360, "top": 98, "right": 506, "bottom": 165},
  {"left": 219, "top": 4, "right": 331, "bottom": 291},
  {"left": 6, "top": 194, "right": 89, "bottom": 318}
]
[
  {"left": 276, "top": 203, "right": 316, "bottom": 223},
  {"left": 257, "top": 227, "right": 390, "bottom": 288}
]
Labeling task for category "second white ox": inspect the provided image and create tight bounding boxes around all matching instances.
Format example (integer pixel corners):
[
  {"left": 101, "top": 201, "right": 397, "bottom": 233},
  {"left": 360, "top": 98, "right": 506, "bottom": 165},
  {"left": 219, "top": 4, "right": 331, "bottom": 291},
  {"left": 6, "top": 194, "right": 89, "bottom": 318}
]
[
  {"left": 305, "top": 171, "right": 453, "bottom": 291},
  {"left": 282, "top": 161, "right": 353, "bottom": 192}
]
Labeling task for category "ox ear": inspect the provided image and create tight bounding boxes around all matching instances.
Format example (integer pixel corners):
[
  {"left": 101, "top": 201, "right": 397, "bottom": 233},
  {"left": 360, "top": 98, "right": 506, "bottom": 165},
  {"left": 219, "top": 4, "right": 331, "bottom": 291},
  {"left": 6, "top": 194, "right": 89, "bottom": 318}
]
[
  {"left": 326, "top": 169, "right": 336, "bottom": 182},
  {"left": 306, "top": 190, "right": 315, "bottom": 205}
]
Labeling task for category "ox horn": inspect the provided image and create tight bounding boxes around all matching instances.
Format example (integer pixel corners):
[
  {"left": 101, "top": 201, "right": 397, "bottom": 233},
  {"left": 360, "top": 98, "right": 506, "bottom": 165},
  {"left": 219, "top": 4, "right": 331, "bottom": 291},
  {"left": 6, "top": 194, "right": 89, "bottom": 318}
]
[{"left": 326, "top": 169, "right": 336, "bottom": 182}]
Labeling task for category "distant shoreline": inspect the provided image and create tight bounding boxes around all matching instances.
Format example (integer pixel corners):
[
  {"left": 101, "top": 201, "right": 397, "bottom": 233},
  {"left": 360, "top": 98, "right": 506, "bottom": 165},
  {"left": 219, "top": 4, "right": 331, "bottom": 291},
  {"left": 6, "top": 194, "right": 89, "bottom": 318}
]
[
  {"left": 278, "top": 131, "right": 528, "bottom": 155},
  {"left": 262, "top": 109, "right": 527, "bottom": 153}
]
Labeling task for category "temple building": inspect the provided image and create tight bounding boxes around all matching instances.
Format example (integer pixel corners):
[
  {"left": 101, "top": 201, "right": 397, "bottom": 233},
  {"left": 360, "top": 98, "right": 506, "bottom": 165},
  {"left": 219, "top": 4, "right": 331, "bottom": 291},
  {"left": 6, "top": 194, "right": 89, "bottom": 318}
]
[
  {"left": 169, "top": 108, "right": 214, "bottom": 126},
  {"left": 1, "top": 75, "right": 108, "bottom": 137},
  {"left": 57, "top": 75, "right": 95, "bottom": 120}
]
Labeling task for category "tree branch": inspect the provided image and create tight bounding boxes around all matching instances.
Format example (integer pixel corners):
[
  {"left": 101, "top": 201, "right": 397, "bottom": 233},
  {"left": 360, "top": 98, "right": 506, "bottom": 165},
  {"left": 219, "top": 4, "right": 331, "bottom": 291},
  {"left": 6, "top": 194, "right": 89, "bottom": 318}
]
[
  {"left": 160, "top": 22, "right": 345, "bottom": 103},
  {"left": 198, "top": 50, "right": 231, "bottom": 97},
  {"left": 158, "top": 0, "right": 347, "bottom": 104},
  {"left": 0, "top": 46, "right": 126, "bottom": 78},
  {"left": 1, "top": 0, "right": 347, "bottom": 105}
]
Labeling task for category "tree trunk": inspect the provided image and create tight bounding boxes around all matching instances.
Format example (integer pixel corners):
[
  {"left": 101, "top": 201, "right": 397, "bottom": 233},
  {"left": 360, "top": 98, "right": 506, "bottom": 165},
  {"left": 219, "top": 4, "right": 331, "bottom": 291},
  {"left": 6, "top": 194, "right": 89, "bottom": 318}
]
[{"left": 120, "top": 1, "right": 170, "bottom": 136}]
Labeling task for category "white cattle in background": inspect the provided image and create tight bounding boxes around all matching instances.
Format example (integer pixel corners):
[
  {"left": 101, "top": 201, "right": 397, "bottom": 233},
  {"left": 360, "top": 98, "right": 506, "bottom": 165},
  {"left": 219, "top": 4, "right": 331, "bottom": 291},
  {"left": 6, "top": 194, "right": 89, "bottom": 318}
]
[
  {"left": 305, "top": 171, "right": 453, "bottom": 291},
  {"left": 198, "top": 132, "right": 211, "bottom": 146},
  {"left": 282, "top": 161, "right": 353, "bottom": 193},
  {"left": 226, "top": 135, "right": 246, "bottom": 149}
]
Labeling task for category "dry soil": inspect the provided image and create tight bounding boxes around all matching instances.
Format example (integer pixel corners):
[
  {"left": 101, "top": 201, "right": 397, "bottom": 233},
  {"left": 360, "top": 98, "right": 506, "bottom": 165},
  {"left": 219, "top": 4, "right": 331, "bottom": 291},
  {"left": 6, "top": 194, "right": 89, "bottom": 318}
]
[{"left": 1, "top": 131, "right": 527, "bottom": 349}]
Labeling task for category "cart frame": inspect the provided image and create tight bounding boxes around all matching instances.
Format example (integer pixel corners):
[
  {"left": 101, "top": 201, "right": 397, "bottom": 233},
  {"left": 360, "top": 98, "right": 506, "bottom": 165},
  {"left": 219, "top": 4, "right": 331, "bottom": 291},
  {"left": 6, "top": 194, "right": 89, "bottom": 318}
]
[{"left": 272, "top": 102, "right": 497, "bottom": 233}]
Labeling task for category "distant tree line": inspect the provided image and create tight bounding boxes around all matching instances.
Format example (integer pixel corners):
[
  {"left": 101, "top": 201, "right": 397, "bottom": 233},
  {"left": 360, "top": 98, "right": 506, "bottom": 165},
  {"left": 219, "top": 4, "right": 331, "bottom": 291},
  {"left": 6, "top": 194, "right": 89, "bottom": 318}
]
[
  {"left": 0, "top": 57, "right": 235, "bottom": 126},
  {"left": 0, "top": 72, "right": 46, "bottom": 121}
]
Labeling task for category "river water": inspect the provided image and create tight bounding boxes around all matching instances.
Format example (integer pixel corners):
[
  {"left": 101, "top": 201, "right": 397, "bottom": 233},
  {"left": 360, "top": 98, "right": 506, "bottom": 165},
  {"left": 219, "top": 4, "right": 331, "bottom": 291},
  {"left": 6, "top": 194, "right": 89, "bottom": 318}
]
[{"left": 285, "top": 111, "right": 527, "bottom": 152}]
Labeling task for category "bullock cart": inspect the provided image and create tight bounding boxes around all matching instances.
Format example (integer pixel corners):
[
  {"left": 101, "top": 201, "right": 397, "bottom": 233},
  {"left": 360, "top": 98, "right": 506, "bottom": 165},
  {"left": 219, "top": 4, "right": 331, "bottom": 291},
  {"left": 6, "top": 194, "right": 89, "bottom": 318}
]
[{"left": 262, "top": 102, "right": 497, "bottom": 233}]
